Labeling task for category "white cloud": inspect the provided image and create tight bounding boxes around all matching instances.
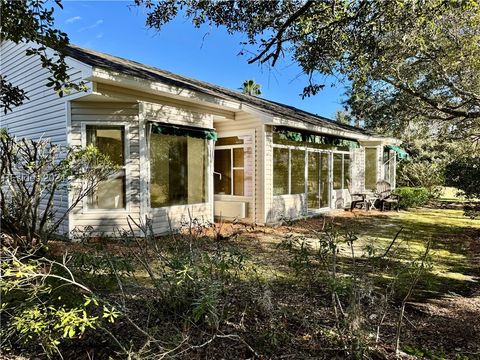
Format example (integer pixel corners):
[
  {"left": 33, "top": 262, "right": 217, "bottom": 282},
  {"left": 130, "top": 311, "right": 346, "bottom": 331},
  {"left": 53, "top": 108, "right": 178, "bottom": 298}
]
[
  {"left": 78, "top": 20, "right": 104, "bottom": 32},
  {"left": 96, "top": 33, "right": 104, "bottom": 39},
  {"left": 65, "top": 16, "right": 81, "bottom": 24}
]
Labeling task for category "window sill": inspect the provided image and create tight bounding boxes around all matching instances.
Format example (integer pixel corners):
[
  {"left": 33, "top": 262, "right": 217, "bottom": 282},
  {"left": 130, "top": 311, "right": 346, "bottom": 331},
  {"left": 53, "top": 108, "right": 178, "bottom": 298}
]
[
  {"left": 82, "top": 209, "right": 129, "bottom": 214},
  {"left": 150, "top": 203, "right": 210, "bottom": 211}
]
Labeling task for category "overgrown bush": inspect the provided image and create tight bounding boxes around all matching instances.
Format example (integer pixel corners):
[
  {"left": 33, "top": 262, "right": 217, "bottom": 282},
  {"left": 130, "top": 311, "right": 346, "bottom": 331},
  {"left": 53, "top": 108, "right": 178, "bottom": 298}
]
[
  {"left": 0, "top": 130, "right": 117, "bottom": 250},
  {"left": 394, "top": 187, "right": 430, "bottom": 209},
  {"left": 277, "top": 219, "right": 432, "bottom": 358},
  {"left": 445, "top": 156, "right": 480, "bottom": 219},
  {"left": 0, "top": 246, "right": 119, "bottom": 357}
]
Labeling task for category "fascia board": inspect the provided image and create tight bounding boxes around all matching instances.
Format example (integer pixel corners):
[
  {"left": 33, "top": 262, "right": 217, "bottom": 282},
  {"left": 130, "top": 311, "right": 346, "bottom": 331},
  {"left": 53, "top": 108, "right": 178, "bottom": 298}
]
[{"left": 90, "top": 68, "right": 242, "bottom": 112}]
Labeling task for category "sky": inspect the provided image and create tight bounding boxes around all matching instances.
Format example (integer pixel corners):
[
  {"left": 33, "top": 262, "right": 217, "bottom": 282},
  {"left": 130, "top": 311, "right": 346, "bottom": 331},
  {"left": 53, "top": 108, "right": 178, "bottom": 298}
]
[{"left": 55, "top": 1, "right": 347, "bottom": 119}]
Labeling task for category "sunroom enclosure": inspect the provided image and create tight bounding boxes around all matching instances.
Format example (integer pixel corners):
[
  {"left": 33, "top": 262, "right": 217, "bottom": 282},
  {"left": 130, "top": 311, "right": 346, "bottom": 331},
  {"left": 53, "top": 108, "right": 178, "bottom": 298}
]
[{"left": 270, "top": 127, "right": 360, "bottom": 220}]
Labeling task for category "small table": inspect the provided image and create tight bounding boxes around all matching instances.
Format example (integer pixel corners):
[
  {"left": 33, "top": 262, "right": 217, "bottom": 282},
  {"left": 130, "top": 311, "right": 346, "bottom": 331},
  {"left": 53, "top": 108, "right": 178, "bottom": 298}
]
[{"left": 350, "top": 192, "right": 378, "bottom": 211}]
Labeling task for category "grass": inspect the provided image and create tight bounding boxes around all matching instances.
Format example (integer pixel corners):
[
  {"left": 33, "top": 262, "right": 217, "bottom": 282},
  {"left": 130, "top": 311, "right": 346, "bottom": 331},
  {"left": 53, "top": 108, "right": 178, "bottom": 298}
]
[{"left": 13, "top": 207, "right": 480, "bottom": 359}]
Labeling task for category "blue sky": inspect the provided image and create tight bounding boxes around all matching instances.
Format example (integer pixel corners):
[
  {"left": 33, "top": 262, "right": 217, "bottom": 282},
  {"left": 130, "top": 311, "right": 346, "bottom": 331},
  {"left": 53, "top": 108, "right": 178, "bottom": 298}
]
[{"left": 56, "top": 1, "right": 347, "bottom": 119}]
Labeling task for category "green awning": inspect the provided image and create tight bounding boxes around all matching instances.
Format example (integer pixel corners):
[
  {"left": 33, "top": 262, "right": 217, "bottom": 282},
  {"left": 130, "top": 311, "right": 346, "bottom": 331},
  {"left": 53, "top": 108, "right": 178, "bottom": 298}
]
[
  {"left": 274, "top": 127, "right": 360, "bottom": 149},
  {"left": 386, "top": 145, "right": 409, "bottom": 160},
  {"left": 150, "top": 123, "right": 217, "bottom": 141}
]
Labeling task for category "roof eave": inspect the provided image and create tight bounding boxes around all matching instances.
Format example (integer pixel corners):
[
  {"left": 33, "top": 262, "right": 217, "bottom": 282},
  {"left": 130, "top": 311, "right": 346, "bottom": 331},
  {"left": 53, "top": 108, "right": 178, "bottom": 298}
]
[{"left": 90, "top": 67, "right": 243, "bottom": 111}]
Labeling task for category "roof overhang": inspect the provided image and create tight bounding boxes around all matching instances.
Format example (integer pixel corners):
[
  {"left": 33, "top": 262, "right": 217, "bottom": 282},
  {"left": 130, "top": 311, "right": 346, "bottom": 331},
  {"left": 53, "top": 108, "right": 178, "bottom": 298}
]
[
  {"left": 71, "top": 61, "right": 400, "bottom": 146},
  {"left": 89, "top": 67, "right": 242, "bottom": 112},
  {"left": 266, "top": 116, "right": 400, "bottom": 144}
]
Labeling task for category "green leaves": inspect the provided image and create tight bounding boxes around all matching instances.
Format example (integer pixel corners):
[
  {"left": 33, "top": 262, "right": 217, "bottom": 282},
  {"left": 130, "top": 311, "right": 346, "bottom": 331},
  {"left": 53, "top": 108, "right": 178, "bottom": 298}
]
[{"left": 136, "top": 0, "right": 480, "bottom": 134}]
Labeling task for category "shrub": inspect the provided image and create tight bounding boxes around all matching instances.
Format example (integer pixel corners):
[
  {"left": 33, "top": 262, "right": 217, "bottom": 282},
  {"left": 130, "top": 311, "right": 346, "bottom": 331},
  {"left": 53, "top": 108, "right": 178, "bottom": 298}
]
[
  {"left": 0, "top": 130, "right": 117, "bottom": 250},
  {"left": 397, "top": 160, "right": 444, "bottom": 197},
  {"left": 394, "top": 187, "right": 430, "bottom": 209},
  {"left": 0, "top": 247, "right": 119, "bottom": 357}
]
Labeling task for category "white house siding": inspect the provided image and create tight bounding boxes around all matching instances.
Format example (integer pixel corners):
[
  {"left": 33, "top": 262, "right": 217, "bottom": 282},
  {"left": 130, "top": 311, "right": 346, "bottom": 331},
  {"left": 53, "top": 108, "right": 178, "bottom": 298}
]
[
  {"left": 0, "top": 41, "right": 90, "bottom": 235},
  {"left": 271, "top": 194, "right": 307, "bottom": 221},
  {"left": 263, "top": 125, "right": 276, "bottom": 223},
  {"left": 142, "top": 100, "right": 215, "bottom": 234},
  {"left": 213, "top": 111, "right": 262, "bottom": 223},
  {"left": 69, "top": 101, "right": 141, "bottom": 235}
]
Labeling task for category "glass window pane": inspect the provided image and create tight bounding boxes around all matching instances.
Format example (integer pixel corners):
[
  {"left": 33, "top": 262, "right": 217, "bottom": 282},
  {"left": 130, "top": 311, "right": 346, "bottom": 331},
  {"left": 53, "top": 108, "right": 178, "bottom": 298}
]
[
  {"left": 273, "top": 147, "right": 289, "bottom": 195},
  {"left": 150, "top": 133, "right": 207, "bottom": 207},
  {"left": 86, "top": 126, "right": 126, "bottom": 209},
  {"left": 214, "top": 149, "right": 232, "bottom": 195},
  {"left": 233, "top": 147, "right": 244, "bottom": 167},
  {"left": 365, "top": 148, "right": 378, "bottom": 190},
  {"left": 89, "top": 128, "right": 124, "bottom": 166},
  {"left": 233, "top": 169, "right": 244, "bottom": 196},
  {"left": 187, "top": 137, "right": 207, "bottom": 204},
  {"left": 320, "top": 153, "right": 330, "bottom": 208},
  {"left": 291, "top": 150, "right": 305, "bottom": 194},
  {"left": 333, "top": 154, "right": 343, "bottom": 190},
  {"left": 90, "top": 171, "right": 125, "bottom": 209},
  {"left": 344, "top": 154, "right": 351, "bottom": 189},
  {"left": 308, "top": 152, "right": 319, "bottom": 208}
]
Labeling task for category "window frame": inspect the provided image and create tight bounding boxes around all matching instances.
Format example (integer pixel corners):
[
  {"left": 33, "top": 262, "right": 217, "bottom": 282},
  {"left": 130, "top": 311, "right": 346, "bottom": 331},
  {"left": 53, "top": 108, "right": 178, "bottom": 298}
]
[
  {"left": 214, "top": 131, "right": 254, "bottom": 198},
  {"left": 364, "top": 146, "right": 379, "bottom": 191},
  {"left": 272, "top": 143, "right": 308, "bottom": 196},
  {"left": 273, "top": 143, "right": 352, "bottom": 196},
  {"left": 332, "top": 151, "right": 351, "bottom": 190},
  {"left": 148, "top": 128, "right": 210, "bottom": 209},
  {"left": 81, "top": 122, "right": 130, "bottom": 213}
]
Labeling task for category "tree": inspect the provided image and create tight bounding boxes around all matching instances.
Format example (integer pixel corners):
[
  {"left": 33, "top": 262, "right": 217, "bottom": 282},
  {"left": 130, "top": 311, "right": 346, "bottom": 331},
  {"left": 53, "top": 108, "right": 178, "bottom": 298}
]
[
  {"left": 0, "top": 0, "right": 84, "bottom": 114},
  {"left": 445, "top": 156, "right": 480, "bottom": 219},
  {"left": 334, "top": 109, "right": 352, "bottom": 126},
  {"left": 239, "top": 79, "right": 262, "bottom": 96},
  {"left": 134, "top": 0, "right": 480, "bottom": 137}
]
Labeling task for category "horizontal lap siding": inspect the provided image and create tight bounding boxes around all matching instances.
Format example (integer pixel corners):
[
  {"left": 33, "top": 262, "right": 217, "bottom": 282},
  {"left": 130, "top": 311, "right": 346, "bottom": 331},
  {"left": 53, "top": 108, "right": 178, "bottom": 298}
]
[
  {"left": 143, "top": 101, "right": 213, "bottom": 129},
  {"left": 150, "top": 204, "right": 213, "bottom": 235},
  {"left": 0, "top": 41, "right": 87, "bottom": 235},
  {"left": 70, "top": 102, "right": 141, "bottom": 236},
  {"left": 272, "top": 194, "right": 307, "bottom": 221},
  {"left": 214, "top": 112, "right": 262, "bottom": 223}
]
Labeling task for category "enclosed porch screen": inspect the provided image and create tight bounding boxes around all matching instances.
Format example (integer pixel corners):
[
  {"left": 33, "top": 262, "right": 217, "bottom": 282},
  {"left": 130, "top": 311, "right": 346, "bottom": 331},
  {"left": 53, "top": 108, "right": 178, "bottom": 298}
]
[{"left": 149, "top": 124, "right": 211, "bottom": 207}]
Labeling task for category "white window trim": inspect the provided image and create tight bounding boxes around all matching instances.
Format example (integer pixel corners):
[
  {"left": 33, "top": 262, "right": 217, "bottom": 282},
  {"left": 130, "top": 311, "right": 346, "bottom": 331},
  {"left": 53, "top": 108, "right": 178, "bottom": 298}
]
[
  {"left": 332, "top": 151, "right": 351, "bottom": 190},
  {"left": 214, "top": 131, "right": 254, "bottom": 198},
  {"left": 80, "top": 122, "right": 131, "bottom": 213},
  {"left": 147, "top": 125, "right": 212, "bottom": 210}
]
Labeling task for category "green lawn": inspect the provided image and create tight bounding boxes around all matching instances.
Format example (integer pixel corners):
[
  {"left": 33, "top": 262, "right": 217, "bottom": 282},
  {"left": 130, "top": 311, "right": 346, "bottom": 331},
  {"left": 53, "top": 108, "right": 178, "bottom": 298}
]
[{"left": 246, "top": 208, "right": 480, "bottom": 300}]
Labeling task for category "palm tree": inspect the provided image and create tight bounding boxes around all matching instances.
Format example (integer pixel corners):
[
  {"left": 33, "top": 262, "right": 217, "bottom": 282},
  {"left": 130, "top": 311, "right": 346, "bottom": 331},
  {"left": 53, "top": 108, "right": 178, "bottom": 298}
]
[{"left": 239, "top": 79, "right": 262, "bottom": 96}]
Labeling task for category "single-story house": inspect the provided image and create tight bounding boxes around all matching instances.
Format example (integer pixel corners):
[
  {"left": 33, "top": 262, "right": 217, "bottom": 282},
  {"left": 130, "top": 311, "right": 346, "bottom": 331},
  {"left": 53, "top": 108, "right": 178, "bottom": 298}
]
[{"left": 0, "top": 41, "right": 402, "bottom": 237}]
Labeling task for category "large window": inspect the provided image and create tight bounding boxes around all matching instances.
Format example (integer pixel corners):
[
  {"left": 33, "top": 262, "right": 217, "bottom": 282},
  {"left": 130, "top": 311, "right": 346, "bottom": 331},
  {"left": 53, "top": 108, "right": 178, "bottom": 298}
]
[
  {"left": 214, "top": 136, "right": 253, "bottom": 196},
  {"left": 86, "top": 126, "right": 126, "bottom": 209},
  {"left": 383, "top": 149, "right": 395, "bottom": 184},
  {"left": 291, "top": 150, "right": 306, "bottom": 194},
  {"left": 273, "top": 147, "right": 306, "bottom": 195},
  {"left": 333, "top": 153, "right": 351, "bottom": 190},
  {"left": 150, "top": 132, "right": 208, "bottom": 207},
  {"left": 365, "top": 147, "right": 378, "bottom": 190}
]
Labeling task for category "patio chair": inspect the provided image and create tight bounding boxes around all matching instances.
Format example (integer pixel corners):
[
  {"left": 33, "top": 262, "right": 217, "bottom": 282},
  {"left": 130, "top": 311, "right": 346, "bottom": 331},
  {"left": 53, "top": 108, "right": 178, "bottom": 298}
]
[
  {"left": 375, "top": 180, "right": 400, "bottom": 211},
  {"left": 350, "top": 192, "right": 368, "bottom": 210}
]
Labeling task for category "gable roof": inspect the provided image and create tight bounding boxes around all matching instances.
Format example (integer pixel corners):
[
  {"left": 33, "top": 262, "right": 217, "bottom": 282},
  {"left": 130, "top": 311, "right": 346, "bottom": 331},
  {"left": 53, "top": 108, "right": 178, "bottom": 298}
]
[{"left": 65, "top": 44, "right": 372, "bottom": 136}]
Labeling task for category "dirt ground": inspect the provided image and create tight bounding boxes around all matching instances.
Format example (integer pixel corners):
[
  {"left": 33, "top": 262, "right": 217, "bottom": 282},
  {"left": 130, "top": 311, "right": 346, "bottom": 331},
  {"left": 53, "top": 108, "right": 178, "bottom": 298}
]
[{"left": 11, "top": 208, "right": 480, "bottom": 359}]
